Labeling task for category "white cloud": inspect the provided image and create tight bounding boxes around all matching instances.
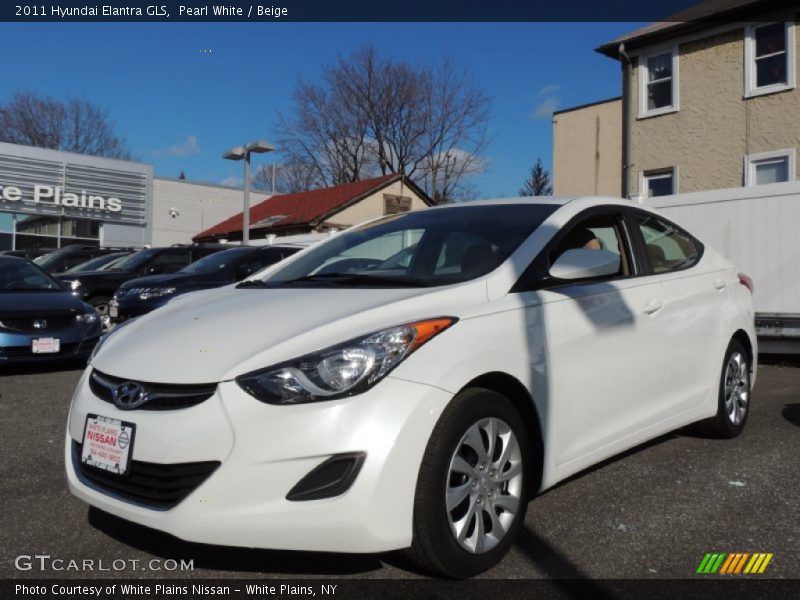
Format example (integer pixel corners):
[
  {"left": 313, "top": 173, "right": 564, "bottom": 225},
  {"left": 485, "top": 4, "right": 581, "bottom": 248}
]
[
  {"left": 537, "top": 84, "right": 562, "bottom": 97},
  {"left": 532, "top": 96, "right": 560, "bottom": 120},
  {"left": 149, "top": 135, "right": 201, "bottom": 158},
  {"left": 220, "top": 175, "right": 241, "bottom": 187}
]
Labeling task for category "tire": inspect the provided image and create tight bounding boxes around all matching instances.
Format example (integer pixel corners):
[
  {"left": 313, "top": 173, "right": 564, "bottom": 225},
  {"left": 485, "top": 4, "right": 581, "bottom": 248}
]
[
  {"left": 88, "top": 296, "right": 112, "bottom": 332},
  {"left": 699, "top": 339, "right": 752, "bottom": 438},
  {"left": 405, "top": 387, "right": 534, "bottom": 578}
]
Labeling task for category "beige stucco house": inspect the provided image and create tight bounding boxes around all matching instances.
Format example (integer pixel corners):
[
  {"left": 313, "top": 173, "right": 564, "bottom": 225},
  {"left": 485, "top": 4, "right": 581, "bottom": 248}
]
[
  {"left": 552, "top": 97, "right": 622, "bottom": 197},
  {"left": 555, "top": 0, "right": 799, "bottom": 199}
]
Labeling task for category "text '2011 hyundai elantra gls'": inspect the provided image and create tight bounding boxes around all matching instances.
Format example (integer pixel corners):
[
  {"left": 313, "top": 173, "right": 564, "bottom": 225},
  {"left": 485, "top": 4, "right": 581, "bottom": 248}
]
[{"left": 65, "top": 196, "right": 756, "bottom": 577}]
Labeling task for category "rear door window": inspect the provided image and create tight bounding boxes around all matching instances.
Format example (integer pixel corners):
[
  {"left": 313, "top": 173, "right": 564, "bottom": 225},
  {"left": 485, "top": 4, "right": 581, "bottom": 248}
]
[{"left": 634, "top": 213, "right": 701, "bottom": 274}]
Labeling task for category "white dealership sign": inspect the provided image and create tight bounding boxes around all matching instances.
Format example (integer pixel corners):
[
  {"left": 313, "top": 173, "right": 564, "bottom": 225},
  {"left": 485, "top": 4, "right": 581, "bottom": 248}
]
[
  {"left": 0, "top": 143, "right": 149, "bottom": 225},
  {"left": 0, "top": 184, "right": 123, "bottom": 213}
]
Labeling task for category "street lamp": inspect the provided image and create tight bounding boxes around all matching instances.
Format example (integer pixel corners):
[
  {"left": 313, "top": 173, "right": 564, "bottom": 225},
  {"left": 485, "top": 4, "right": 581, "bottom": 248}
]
[{"left": 222, "top": 140, "right": 274, "bottom": 245}]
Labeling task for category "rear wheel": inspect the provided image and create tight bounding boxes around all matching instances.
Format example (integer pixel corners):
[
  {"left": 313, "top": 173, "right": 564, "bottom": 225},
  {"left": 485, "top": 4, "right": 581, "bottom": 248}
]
[
  {"left": 700, "top": 339, "right": 751, "bottom": 438},
  {"left": 405, "top": 387, "right": 533, "bottom": 578}
]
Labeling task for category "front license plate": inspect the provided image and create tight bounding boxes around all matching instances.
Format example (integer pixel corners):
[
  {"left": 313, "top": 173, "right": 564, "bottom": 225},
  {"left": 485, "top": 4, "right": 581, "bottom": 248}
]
[
  {"left": 109, "top": 305, "right": 118, "bottom": 318},
  {"left": 32, "top": 338, "right": 60, "bottom": 354},
  {"left": 81, "top": 414, "right": 136, "bottom": 476}
]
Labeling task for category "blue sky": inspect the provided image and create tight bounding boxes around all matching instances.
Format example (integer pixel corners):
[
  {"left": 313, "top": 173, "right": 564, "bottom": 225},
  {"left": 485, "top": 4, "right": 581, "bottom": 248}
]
[{"left": 0, "top": 22, "right": 641, "bottom": 198}]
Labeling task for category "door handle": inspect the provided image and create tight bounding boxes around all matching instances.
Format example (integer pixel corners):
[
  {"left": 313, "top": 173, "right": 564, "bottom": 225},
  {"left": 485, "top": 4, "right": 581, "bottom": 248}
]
[
  {"left": 714, "top": 279, "right": 727, "bottom": 290},
  {"left": 642, "top": 299, "right": 664, "bottom": 315}
]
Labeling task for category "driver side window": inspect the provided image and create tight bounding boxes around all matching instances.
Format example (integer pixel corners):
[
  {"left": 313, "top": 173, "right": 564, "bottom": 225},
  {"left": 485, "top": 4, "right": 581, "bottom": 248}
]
[{"left": 549, "top": 213, "right": 632, "bottom": 277}]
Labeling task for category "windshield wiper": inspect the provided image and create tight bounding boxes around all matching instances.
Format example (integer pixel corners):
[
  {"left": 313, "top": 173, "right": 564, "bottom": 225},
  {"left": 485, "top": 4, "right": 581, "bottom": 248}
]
[
  {"left": 236, "top": 279, "right": 271, "bottom": 289},
  {"left": 271, "top": 273, "right": 427, "bottom": 287}
]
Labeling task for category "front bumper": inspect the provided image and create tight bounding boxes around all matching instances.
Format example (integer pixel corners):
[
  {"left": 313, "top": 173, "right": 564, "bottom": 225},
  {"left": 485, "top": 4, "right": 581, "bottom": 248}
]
[
  {"left": 0, "top": 328, "right": 100, "bottom": 364},
  {"left": 65, "top": 369, "right": 451, "bottom": 553}
]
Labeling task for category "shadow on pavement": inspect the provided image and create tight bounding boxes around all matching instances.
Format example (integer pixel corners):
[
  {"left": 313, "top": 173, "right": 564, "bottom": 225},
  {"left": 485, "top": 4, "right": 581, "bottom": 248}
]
[
  {"left": 782, "top": 403, "right": 800, "bottom": 427},
  {"left": 758, "top": 354, "right": 800, "bottom": 368},
  {"left": 88, "top": 507, "right": 386, "bottom": 577},
  {"left": 514, "top": 528, "right": 615, "bottom": 597},
  {"left": 0, "top": 358, "right": 86, "bottom": 377}
]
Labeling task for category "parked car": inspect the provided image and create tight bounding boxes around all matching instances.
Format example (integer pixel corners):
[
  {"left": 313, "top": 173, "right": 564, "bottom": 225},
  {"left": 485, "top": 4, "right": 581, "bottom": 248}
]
[
  {"left": 64, "top": 252, "right": 133, "bottom": 275},
  {"left": 110, "top": 245, "right": 304, "bottom": 324},
  {"left": 0, "top": 256, "right": 101, "bottom": 364},
  {"left": 66, "top": 197, "right": 756, "bottom": 578},
  {"left": 0, "top": 248, "right": 56, "bottom": 260},
  {"left": 35, "top": 244, "right": 134, "bottom": 274},
  {"left": 56, "top": 244, "right": 230, "bottom": 329}
]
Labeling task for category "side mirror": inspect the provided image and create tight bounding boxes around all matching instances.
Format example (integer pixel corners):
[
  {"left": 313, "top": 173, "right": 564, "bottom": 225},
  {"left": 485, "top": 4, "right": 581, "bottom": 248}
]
[
  {"left": 549, "top": 248, "right": 620, "bottom": 281},
  {"left": 236, "top": 264, "right": 253, "bottom": 279}
]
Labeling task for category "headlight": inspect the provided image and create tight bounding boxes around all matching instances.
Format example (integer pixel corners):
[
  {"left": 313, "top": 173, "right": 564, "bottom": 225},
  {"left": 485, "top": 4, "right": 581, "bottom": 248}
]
[
  {"left": 90, "top": 317, "right": 138, "bottom": 362},
  {"left": 75, "top": 311, "right": 98, "bottom": 324},
  {"left": 138, "top": 287, "right": 176, "bottom": 300},
  {"left": 237, "top": 317, "right": 457, "bottom": 405}
]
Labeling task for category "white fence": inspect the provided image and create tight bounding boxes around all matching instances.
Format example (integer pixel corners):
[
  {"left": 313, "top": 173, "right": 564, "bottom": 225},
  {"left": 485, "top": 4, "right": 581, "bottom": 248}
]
[{"left": 641, "top": 181, "right": 800, "bottom": 316}]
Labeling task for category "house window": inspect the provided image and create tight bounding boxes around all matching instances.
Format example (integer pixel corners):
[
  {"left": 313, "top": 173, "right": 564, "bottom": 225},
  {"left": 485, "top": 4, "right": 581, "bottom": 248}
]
[
  {"left": 641, "top": 168, "right": 677, "bottom": 197},
  {"left": 745, "top": 22, "right": 796, "bottom": 97},
  {"left": 745, "top": 149, "right": 796, "bottom": 186},
  {"left": 638, "top": 48, "right": 679, "bottom": 117}
]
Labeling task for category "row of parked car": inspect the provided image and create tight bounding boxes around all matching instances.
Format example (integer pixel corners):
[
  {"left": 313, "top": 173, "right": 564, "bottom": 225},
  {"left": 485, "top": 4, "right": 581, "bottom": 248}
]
[{"left": 0, "top": 242, "right": 305, "bottom": 365}]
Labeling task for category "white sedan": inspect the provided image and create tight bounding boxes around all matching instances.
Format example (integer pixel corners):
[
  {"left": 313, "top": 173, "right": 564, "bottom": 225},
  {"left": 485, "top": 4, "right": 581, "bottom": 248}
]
[{"left": 65, "top": 196, "right": 756, "bottom": 577}]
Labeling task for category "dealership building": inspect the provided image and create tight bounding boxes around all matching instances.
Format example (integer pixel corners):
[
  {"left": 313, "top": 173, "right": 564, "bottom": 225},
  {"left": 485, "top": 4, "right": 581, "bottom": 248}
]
[{"left": 0, "top": 142, "right": 252, "bottom": 252}]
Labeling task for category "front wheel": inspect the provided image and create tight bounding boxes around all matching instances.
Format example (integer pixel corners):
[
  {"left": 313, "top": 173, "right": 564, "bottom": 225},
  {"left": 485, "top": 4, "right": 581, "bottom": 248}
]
[
  {"left": 88, "top": 296, "right": 112, "bottom": 332},
  {"left": 405, "top": 387, "right": 533, "bottom": 578},
  {"left": 700, "top": 339, "right": 752, "bottom": 438}
]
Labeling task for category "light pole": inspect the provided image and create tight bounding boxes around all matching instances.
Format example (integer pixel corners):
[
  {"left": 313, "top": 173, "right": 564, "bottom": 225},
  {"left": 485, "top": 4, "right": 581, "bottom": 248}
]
[{"left": 223, "top": 140, "right": 274, "bottom": 245}]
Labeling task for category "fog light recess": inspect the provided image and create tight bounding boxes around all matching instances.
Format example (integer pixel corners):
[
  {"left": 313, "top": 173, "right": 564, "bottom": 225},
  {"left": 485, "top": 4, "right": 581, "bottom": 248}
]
[{"left": 286, "top": 452, "right": 366, "bottom": 501}]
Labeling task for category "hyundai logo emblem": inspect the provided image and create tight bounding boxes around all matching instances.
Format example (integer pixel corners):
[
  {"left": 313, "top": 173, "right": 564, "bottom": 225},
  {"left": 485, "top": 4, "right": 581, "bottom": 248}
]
[
  {"left": 33, "top": 320, "right": 47, "bottom": 330},
  {"left": 112, "top": 382, "right": 148, "bottom": 410}
]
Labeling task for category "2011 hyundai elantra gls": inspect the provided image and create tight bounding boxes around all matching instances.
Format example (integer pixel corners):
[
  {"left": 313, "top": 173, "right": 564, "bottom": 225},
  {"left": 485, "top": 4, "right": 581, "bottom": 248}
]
[{"left": 65, "top": 197, "right": 756, "bottom": 577}]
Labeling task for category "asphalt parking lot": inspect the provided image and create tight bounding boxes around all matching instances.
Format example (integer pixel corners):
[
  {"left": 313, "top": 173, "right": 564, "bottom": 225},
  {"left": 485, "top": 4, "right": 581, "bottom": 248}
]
[{"left": 1, "top": 358, "right": 798, "bottom": 580}]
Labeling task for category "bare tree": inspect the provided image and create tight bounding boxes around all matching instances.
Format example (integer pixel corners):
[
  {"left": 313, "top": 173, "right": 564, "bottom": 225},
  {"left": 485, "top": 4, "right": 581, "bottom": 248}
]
[
  {"left": 0, "top": 91, "right": 130, "bottom": 159},
  {"left": 251, "top": 161, "right": 317, "bottom": 194},
  {"left": 519, "top": 158, "right": 553, "bottom": 196},
  {"left": 276, "top": 45, "right": 490, "bottom": 203}
]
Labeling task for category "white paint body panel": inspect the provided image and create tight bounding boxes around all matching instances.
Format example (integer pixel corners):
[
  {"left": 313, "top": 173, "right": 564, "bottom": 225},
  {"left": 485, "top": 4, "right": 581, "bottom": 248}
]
[{"left": 66, "top": 196, "right": 756, "bottom": 553}]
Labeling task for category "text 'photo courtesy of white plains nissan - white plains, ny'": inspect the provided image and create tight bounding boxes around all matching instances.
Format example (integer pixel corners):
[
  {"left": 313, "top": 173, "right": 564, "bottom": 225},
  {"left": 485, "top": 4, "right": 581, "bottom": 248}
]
[{"left": 65, "top": 196, "right": 756, "bottom": 578}]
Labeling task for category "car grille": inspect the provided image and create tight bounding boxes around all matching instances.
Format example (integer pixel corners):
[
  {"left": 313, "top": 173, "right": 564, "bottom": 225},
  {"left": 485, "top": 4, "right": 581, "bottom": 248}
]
[
  {"left": 0, "top": 313, "right": 75, "bottom": 332},
  {"left": 89, "top": 369, "right": 217, "bottom": 411},
  {"left": 73, "top": 441, "right": 220, "bottom": 509}
]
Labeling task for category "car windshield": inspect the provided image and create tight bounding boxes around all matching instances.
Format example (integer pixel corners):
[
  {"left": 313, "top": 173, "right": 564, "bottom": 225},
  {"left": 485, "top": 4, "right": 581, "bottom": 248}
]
[
  {"left": 98, "top": 255, "right": 130, "bottom": 270},
  {"left": 108, "top": 248, "right": 160, "bottom": 272},
  {"left": 0, "top": 260, "right": 63, "bottom": 292},
  {"left": 34, "top": 250, "right": 70, "bottom": 269},
  {"left": 179, "top": 247, "right": 252, "bottom": 274},
  {"left": 258, "top": 203, "right": 557, "bottom": 288},
  {"left": 65, "top": 252, "right": 129, "bottom": 273}
]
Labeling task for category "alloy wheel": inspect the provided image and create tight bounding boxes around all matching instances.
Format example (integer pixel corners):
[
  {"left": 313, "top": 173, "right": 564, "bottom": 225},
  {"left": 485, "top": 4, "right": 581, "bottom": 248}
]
[
  {"left": 724, "top": 351, "right": 749, "bottom": 426},
  {"left": 445, "top": 417, "right": 523, "bottom": 554}
]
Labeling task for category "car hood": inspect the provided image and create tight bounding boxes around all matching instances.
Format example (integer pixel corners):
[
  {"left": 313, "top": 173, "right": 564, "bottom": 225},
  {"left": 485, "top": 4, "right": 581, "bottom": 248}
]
[
  {"left": 0, "top": 291, "right": 88, "bottom": 316},
  {"left": 56, "top": 270, "right": 134, "bottom": 283},
  {"left": 93, "top": 281, "right": 489, "bottom": 383},
  {"left": 118, "top": 272, "right": 225, "bottom": 290}
]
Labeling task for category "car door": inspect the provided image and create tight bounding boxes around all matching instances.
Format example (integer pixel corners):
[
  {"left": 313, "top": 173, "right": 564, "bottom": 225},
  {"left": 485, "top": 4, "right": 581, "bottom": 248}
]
[
  {"left": 631, "top": 210, "right": 723, "bottom": 411},
  {"left": 519, "top": 208, "right": 671, "bottom": 472}
]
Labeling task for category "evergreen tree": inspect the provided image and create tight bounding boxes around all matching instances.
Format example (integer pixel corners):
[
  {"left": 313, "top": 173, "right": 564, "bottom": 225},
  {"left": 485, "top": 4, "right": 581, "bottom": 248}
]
[{"left": 519, "top": 158, "right": 553, "bottom": 196}]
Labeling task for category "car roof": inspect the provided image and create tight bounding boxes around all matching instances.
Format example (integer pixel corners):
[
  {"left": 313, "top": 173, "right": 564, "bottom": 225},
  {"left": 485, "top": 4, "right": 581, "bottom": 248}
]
[{"left": 424, "top": 196, "right": 631, "bottom": 210}]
